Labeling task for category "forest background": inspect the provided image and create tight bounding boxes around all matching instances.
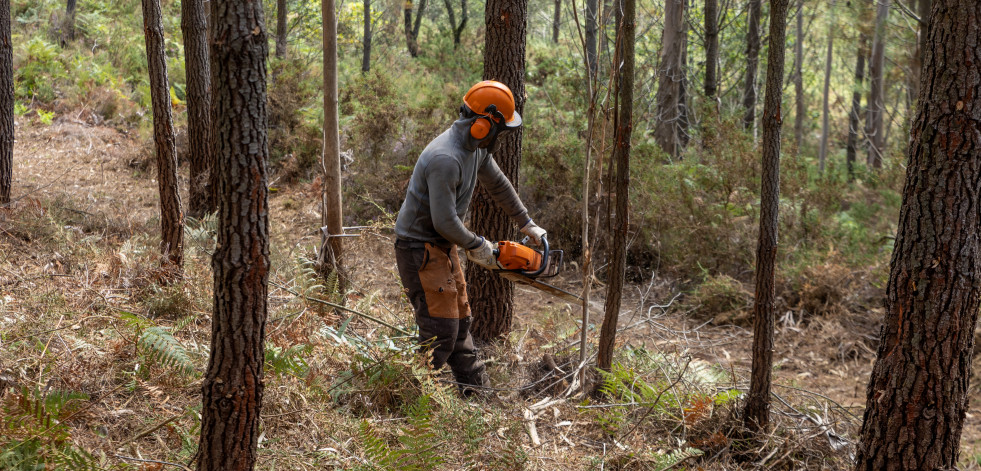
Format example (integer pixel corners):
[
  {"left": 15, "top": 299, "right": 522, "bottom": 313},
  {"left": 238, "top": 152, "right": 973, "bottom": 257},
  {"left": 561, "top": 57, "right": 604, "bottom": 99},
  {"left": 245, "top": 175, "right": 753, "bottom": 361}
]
[{"left": 1, "top": 0, "right": 979, "bottom": 469}]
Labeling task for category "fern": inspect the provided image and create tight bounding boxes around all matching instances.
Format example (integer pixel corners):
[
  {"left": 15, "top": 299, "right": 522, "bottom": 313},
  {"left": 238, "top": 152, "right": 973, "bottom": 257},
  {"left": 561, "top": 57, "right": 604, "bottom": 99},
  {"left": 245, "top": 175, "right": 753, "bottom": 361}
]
[
  {"left": 358, "top": 420, "right": 403, "bottom": 470},
  {"left": 139, "top": 326, "right": 196, "bottom": 376},
  {"left": 395, "top": 394, "right": 442, "bottom": 470},
  {"left": 0, "top": 388, "right": 98, "bottom": 471},
  {"left": 653, "top": 447, "right": 703, "bottom": 470},
  {"left": 265, "top": 344, "right": 311, "bottom": 377}
]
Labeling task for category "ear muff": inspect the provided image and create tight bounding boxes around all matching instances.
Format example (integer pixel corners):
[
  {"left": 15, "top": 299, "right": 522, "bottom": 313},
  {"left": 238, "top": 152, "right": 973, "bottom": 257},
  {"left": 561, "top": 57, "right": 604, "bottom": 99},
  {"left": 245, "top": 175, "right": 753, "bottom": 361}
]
[{"left": 470, "top": 116, "right": 493, "bottom": 140}]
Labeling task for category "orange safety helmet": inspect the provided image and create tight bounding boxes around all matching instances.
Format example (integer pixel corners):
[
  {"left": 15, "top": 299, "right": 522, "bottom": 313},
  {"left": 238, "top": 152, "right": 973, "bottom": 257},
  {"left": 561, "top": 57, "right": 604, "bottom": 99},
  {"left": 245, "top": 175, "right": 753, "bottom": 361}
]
[{"left": 462, "top": 80, "right": 522, "bottom": 140}]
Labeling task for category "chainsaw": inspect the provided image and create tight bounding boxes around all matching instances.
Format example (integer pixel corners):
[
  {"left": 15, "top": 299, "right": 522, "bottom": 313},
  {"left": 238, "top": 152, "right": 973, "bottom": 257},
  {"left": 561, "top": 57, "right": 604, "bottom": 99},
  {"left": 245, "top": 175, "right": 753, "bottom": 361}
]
[{"left": 492, "top": 236, "right": 583, "bottom": 306}]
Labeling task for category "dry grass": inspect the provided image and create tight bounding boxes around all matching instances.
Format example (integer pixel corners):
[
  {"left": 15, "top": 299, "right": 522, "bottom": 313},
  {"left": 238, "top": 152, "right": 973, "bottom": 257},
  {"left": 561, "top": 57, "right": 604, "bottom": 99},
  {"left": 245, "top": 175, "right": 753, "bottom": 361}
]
[{"left": 2, "top": 122, "right": 978, "bottom": 470}]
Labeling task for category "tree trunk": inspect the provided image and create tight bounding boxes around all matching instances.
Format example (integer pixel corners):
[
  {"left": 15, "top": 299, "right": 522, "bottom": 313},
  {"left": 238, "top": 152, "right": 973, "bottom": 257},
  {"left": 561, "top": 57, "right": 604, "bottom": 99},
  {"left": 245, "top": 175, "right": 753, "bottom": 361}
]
[
  {"left": 362, "top": 0, "right": 371, "bottom": 71},
  {"left": 321, "top": 0, "right": 344, "bottom": 279},
  {"left": 586, "top": 0, "right": 598, "bottom": 79},
  {"left": 466, "top": 0, "right": 527, "bottom": 342},
  {"left": 742, "top": 0, "right": 763, "bottom": 131},
  {"left": 196, "top": 0, "right": 270, "bottom": 469},
  {"left": 552, "top": 0, "right": 560, "bottom": 43},
  {"left": 743, "top": 0, "right": 789, "bottom": 434},
  {"left": 62, "top": 0, "right": 77, "bottom": 46},
  {"left": 0, "top": 0, "right": 11, "bottom": 205},
  {"left": 846, "top": 44, "right": 868, "bottom": 180},
  {"left": 182, "top": 0, "right": 214, "bottom": 218},
  {"left": 403, "top": 0, "right": 426, "bottom": 57},
  {"left": 909, "top": 0, "right": 930, "bottom": 103},
  {"left": 596, "top": 0, "right": 634, "bottom": 372},
  {"left": 704, "top": 0, "right": 719, "bottom": 98},
  {"left": 142, "top": 0, "right": 184, "bottom": 274},
  {"left": 793, "top": 0, "right": 805, "bottom": 150},
  {"left": 817, "top": 5, "right": 834, "bottom": 174},
  {"left": 442, "top": 0, "right": 467, "bottom": 47},
  {"left": 276, "top": 0, "right": 287, "bottom": 58},
  {"left": 866, "top": 0, "right": 890, "bottom": 168},
  {"left": 652, "top": 0, "right": 688, "bottom": 159},
  {"left": 855, "top": 2, "right": 980, "bottom": 468}
]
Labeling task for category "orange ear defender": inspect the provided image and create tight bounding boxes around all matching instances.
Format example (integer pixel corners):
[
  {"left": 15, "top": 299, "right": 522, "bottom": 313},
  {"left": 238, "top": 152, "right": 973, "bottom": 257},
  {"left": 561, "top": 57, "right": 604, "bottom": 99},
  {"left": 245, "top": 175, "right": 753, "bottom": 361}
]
[{"left": 470, "top": 115, "right": 493, "bottom": 140}]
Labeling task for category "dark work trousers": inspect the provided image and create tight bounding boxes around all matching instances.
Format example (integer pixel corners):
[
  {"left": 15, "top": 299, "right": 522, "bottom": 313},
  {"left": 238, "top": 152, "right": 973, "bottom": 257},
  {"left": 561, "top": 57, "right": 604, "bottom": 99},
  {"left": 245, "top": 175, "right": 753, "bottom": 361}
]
[{"left": 395, "top": 239, "right": 487, "bottom": 386}]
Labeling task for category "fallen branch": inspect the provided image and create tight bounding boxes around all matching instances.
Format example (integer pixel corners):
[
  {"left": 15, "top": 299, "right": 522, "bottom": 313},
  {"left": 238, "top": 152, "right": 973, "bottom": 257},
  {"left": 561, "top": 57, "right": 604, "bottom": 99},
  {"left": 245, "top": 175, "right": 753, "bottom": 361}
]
[
  {"left": 117, "top": 412, "right": 184, "bottom": 450},
  {"left": 272, "top": 281, "right": 413, "bottom": 336}
]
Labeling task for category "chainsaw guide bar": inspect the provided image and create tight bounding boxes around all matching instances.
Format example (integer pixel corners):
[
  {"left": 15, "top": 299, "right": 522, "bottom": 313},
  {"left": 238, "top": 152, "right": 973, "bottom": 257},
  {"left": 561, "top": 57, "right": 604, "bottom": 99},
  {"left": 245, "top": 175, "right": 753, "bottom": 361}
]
[{"left": 497, "top": 271, "right": 584, "bottom": 306}]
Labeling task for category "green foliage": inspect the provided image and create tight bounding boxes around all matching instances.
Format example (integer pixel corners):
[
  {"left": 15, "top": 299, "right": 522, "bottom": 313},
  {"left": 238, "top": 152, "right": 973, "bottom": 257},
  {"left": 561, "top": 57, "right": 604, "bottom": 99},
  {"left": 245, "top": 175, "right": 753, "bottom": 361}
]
[
  {"left": 356, "top": 394, "right": 444, "bottom": 471},
  {"left": 0, "top": 388, "right": 98, "bottom": 470},
  {"left": 265, "top": 344, "right": 312, "bottom": 378},
  {"left": 120, "top": 311, "right": 197, "bottom": 377}
]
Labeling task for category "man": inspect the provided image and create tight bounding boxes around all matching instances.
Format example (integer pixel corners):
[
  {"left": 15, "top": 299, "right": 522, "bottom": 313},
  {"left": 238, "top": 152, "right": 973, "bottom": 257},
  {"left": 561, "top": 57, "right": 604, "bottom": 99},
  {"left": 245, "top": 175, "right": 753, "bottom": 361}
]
[{"left": 394, "top": 80, "right": 546, "bottom": 395}]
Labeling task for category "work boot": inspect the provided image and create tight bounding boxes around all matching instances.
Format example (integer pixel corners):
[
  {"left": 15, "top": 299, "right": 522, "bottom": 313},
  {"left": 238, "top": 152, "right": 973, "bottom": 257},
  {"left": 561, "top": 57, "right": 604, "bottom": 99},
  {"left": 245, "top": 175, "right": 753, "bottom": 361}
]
[{"left": 456, "top": 369, "right": 491, "bottom": 399}]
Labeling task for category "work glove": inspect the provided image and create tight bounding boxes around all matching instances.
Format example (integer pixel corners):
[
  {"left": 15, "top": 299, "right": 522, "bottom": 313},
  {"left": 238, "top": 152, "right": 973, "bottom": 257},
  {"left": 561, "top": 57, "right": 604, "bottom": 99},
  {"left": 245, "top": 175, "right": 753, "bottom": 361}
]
[
  {"left": 520, "top": 220, "right": 547, "bottom": 246},
  {"left": 466, "top": 237, "right": 500, "bottom": 270}
]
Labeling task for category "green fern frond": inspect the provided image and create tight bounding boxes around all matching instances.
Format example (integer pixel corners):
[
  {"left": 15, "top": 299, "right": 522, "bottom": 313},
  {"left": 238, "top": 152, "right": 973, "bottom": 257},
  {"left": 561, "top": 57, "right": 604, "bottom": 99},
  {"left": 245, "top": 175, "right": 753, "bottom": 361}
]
[
  {"left": 653, "top": 447, "right": 703, "bottom": 470},
  {"left": 139, "top": 326, "right": 196, "bottom": 376}
]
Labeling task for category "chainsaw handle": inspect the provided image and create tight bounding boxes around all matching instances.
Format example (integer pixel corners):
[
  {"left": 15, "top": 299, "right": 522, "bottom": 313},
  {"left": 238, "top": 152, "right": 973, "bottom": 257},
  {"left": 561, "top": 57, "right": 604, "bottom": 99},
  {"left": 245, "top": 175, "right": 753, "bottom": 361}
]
[{"left": 522, "top": 235, "right": 549, "bottom": 277}]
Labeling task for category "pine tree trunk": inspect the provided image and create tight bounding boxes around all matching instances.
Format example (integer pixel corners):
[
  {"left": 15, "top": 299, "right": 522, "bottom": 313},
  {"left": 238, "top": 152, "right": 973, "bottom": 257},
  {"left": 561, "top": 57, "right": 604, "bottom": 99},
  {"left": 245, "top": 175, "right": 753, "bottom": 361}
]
[
  {"left": 846, "top": 42, "right": 868, "bottom": 180},
  {"left": 466, "top": 0, "right": 527, "bottom": 342},
  {"left": 0, "top": 0, "right": 11, "bottom": 205},
  {"left": 552, "top": 0, "right": 560, "bottom": 43},
  {"left": 867, "top": 0, "right": 890, "bottom": 168},
  {"left": 362, "top": 0, "right": 371, "bottom": 71},
  {"left": 743, "top": 0, "right": 789, "bottom": 434},
  {"left": 454, "top": 0, "right": 467, "bottom": 46},
  {"left": 792, "top": 0, "right": 805, "bottom": 150},
  {"left": 276, "top": 0, "right": 287, "bottom": 58},
  {"left": 742, "top": 0, "right": 763, "bottom": 131},
  {"left": 321, "top": 0, "right": 344, "bottom": 279},
  {"left": 817, "top": 5, "right": 834, "bottom": 174},
  {"left": 404, "top": 0, "right": 419, "bottom": 57},
  {"left": 855, "top": 2, "right": 980, "bottom": 468},
  {"left": 597, "top": 0, "right": 634, "bottom": 371},
  {"left": 183, "top": 0, "right": 214, "bottom": 218},
  {"left": 704, "top": 0, "right": 719, "bottom": 97},
  {"left": 142, "top": 0, "right": 184, "bottom": 274},
  {"left": 196, "top": 1, "right": 270, "bottom": 469},
  {"left": 653, "top": 0, "right": 687, "bottom": 159}
]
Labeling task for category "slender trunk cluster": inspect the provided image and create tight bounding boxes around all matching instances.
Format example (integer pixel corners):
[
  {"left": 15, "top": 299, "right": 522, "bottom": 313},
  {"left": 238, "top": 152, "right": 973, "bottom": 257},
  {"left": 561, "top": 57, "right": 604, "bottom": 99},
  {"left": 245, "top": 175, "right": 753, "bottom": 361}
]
[
  {"left": 466, "top": 0, "right": 528, "bottom": 341},
  {"left": 856, "top": 2, "right": 980, "bottom": 468},
  {"left": 142, "top": 0, "right": 184, "bottom": 274},
  {"left": 404, "top": 0, "right": 427, "bottom": 57},
  {"left": 182, "top": 0, "right": 214, "bottom": 217},
  {"left": 586, "top": 0, "right": 598, "bottom": 80},
  {"left": 62, "top": 0, "right": 77, "bottom": 46},
  {"left": 442, "top": 0, "right": 467, "bottom": 47},
  {"left": 817, "top": 4, "right": 834, "bottom": 174},
  {"left": 792, "top": 0, "right": 805, "bottom": 150},
  {"left": 743, "top": 0, "right": 790, "bottom": 434},
  {"left": 846, "top": 15, "right": 870, "bottom": 179},
  {"left": 742, "top": 0, "right": 763, "bottom": 131},
  {"left": 362, "top": 0, "right": 372, "bottom": 72},
  {"left": 597, "top": 0, "right": 635, "bottom": 371},
  {"left": 866, "top": 0, "right": 890, "bottom": 168},
  {"left": 276, "top": 0, "right": 288, "bottom": 59},
  {"left": 552, "top": 0, "right": 560, "bottom": 43},
  {"left": 196, "top": 0, "right": 270, "bottom": 468}
]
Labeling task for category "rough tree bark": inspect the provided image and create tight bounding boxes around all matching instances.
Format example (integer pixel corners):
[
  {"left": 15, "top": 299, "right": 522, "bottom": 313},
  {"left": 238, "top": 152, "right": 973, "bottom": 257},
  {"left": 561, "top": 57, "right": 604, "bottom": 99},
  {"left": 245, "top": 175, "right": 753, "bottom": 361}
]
[
  {"left": 276, "top": 0, "right": 287, "bottom": 58},
  {"left": 404, "top": 0, "right": 427, "bottom": 57},
  {"left": 652, "top": 0, "right": 688, "bottom": 159},
  {"left": 182, "top": 0, "right": 214, "bottom": 218},
  {"left": 596, "top": 0, "right": 634, "bottom": 371},
  {"left": 0, "top": 0, "right": 11, "bottom": 205},
  {"left": 142, "top": 0, "right": 184, "bottom": 274},
  {"left": 742, "top": 0, "right": 763, "bottom": 131},
  {"left": 362, "top": 0, "right": 371, "bottom": 72},
  {"left": 855, "top": 1, "right": 981, "bottom": 468},
  {"left": 466, "top": 0, "right": 527, "bottom": 342},
  {"left": 442, "top": 0, "right": 467, "bottom": 47},
  {"left": 866, "top": 0, "right": 890, "bottom": 168},
  {"left": 793, "top": 0, "right": 805, "bottom": 150},
  {"left": 196, "top": 0, "right": 269, "bottom": 468},
  {"left": 909, "top": 0, "right": 930, "bottom": 103},
  {"left": 321, "top": 0, "right": 343, "bottom": 279},
  {"left": 846, "top": 7, "right": 871, "bottom": 180},
  {"left": 743, "top": 0, "right": 789, "bottom": 434},
  {"left": 817, "top": 3, "right": 834, "bottom": 174},
  {"left": 704, "top": 0, "right": 719, "bottom": 98}
]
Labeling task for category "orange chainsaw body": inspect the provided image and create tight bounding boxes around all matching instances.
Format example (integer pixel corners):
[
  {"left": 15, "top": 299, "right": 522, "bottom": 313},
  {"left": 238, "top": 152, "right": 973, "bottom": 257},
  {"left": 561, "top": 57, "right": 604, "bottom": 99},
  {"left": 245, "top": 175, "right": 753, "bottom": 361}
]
[{"left": 496, "top": 241, "right": 543, "bottom": 271}]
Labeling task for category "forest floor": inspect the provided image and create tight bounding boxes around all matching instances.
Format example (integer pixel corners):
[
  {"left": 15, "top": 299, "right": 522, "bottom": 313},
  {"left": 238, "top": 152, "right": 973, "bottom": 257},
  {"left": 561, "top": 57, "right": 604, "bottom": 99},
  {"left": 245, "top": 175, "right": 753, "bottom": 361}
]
[{"left": 2, "top": 121, "right": 980, "bottom": 470}]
